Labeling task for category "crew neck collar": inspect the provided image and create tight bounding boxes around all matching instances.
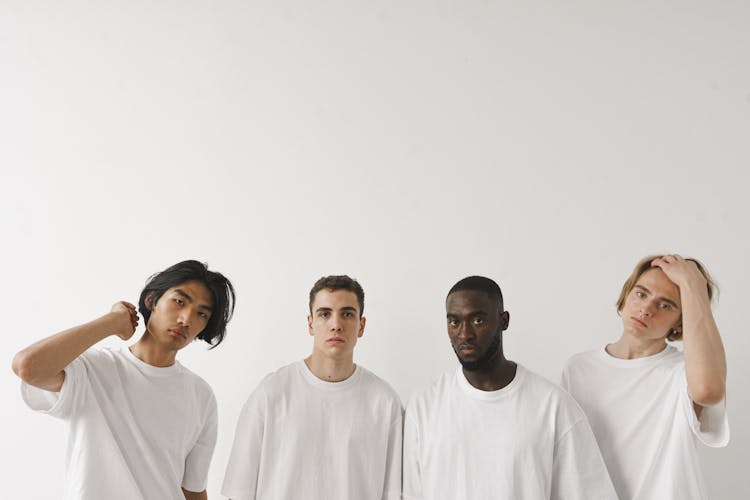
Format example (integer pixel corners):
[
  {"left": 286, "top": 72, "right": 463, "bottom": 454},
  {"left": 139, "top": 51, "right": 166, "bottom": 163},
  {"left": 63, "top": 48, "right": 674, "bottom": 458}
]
[
  {"left": 124, "top": 346, "right": 182, "bottom": 377},
  {"left": 296, "top": 359, "right": 362, "bottom": 390},
  {"left": 598, "top": 343, "right": 677, "bottom": 367},
  {"left": 456, "top": 364, "right": 525, "bottom": 401}
]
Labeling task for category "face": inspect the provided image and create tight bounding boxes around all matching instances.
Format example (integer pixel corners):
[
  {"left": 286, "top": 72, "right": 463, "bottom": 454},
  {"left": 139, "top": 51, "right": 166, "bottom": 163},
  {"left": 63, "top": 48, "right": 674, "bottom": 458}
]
[
  {"left": 308, "top": 289, "right": 365, "bottom": 360},
  {"left": 446, "top": 290, "right": 509, "bottom": 371},
  {"left": 146, "top": 280, "right": 214, "bottom": 351},
  {"left": 620, "top": 268, "right": 682, "bottom": 341}
]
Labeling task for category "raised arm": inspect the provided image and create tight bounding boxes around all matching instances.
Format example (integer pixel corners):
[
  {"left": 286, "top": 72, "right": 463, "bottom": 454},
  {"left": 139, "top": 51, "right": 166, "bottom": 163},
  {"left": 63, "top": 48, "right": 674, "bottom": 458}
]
[
  {"left": 652, "top": 256, "right": 726, "bottom": 408},
  {"left": 11, "top": 301, "right": 139, "bottom": 392}
]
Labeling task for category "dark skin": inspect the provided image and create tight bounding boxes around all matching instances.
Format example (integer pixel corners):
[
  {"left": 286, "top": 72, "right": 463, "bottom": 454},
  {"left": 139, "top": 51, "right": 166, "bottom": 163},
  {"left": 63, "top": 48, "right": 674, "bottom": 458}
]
[{"left": 446, "top": 289, "right": 517, "bottom": 391}]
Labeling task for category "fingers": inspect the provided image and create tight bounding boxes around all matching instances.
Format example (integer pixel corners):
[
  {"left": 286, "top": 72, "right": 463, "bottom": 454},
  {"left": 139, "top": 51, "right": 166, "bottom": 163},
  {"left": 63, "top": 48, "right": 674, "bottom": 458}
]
[{"left": 651, "top": 254, "right": 685, "bottom": 267}]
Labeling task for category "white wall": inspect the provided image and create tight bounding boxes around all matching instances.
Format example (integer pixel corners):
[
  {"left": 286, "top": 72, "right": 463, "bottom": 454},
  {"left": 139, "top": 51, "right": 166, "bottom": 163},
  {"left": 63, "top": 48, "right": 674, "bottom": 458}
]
[{"left": 2, "top": 1, "right": 748, "bottom": 498}]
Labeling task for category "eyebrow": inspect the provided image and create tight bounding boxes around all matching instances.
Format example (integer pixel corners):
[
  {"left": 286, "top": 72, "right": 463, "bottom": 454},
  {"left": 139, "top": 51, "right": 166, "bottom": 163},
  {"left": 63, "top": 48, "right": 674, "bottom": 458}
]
[
  {"left": 174, "top": 289, "right": 214, "bottom": 311},
  {"left": 315, "top": 306, "right": 358, "bottom": 313},
  {"left": 634, "top": 285, "right": 679, "bottom": 308},
  {"left": 447, "top": 310, "right": 489, "bottom": 319}
]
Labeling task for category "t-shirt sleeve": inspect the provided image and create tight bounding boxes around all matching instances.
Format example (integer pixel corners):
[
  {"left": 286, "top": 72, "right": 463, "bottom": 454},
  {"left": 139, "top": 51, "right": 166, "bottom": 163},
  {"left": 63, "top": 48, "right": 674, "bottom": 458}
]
[
  {"left": 551, "top": 418, "right": 618, "bottom": 500},
  {"left": 221, "top": 387, "right": 267, "bottom": 500},
  {"left": 676, "top": 367, "right": 730, "bottom": 448},
  {"left": 20, "top": 356, "right": 87, "bottom": 419},
  {"left": 381, "top": 404, "right": 403, "bottom": 500},
  {"left": 402, "top": 406, "right": 423, "bottom": 500},
  {"left": 181, "top": 391, "right": 218, "bottom": 493}
]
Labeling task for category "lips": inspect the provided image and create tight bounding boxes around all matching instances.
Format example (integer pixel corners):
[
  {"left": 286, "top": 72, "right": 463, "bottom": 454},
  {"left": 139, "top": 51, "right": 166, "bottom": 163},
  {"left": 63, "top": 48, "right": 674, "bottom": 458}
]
[
  {"left": 327, "top": 337, "right": 344, "bottom": 344},
  {"left": 169, "top": 328, "right": 187, "bottom": 339},
  {"left": 630, "top": 317, "right": 647, "bottom": 328}
]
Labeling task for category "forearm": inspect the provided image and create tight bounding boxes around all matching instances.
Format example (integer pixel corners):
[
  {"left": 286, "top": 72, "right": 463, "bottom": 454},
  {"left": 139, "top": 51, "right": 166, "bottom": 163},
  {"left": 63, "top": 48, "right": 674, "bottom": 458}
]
[
  {"left": 12, "top": 313, "right": 119, "bottom": 390},
  {"left": 182, "top": 488, "right": 207, "bottom": 500},
  {"left": 681, "top": 283, "right": 726, "bottom": 406}
]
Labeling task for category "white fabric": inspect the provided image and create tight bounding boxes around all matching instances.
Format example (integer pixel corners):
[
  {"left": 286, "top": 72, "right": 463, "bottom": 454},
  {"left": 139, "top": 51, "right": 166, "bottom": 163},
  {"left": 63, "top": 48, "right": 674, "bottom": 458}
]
[
  {"left": 222, "top": 360, "right": 402, "bottom": 500},
  {"left": 561, "top": 345, "right": 729, "bottom": 500},
  {"left": 403, "top": 364, "right": 617, "bottom": 500},
  {"left": 21, "top": 347, "right": 218, "bottom": 500}
]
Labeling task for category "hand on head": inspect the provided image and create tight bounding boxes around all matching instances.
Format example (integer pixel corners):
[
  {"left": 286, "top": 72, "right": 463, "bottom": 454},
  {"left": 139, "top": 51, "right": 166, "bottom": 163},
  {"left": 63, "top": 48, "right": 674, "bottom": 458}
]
[
  {"left": 650, "top": 254, "right": 708, "bottom": 291},
  {"left": 110, "top": 301, "right": 139, "bottom": 340}
]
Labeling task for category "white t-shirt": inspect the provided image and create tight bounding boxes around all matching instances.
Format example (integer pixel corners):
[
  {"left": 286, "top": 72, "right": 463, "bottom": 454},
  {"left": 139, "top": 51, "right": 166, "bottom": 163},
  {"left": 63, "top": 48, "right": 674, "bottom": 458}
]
[
  {"left": 403, "top": 364, "right": 617, "bottom": 500},
  {"left": 222, "top": 360, "right": 402, "bottom": 500},
  {"left": 561, "top": 345, "right": 729, "bottom": 500},
  {"left": 21, "top": 347, "right": 218, "bottom": 500}
]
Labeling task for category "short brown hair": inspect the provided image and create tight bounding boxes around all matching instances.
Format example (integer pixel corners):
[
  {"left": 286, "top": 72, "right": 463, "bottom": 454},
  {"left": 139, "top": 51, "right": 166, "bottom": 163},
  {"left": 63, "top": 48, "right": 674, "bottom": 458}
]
[
  {"left": 309, "top": 275, "right": 365, "bottom": 317},
  {"left": 616, "top": 255, "right": 717, "bottom": 341}
]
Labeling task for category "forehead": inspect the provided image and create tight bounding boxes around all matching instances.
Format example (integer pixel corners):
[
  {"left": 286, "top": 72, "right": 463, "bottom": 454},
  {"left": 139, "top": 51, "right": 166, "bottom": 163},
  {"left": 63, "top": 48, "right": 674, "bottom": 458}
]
[
  {"left": 634, "top": 269, "right": 680, "bottom": 303},
  {"left": 446, "top": 289, "right": 498, "bottom": 315},
  {"left": 311, "top": 288, "right": 360, "bottom": 311},
  {"left": 166, "top": 280, "right": 214, "bottom": 306}
]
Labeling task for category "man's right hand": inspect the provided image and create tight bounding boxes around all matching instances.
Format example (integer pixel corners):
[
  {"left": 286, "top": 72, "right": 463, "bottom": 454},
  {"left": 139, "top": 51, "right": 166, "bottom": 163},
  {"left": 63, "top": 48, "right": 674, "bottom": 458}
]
[{"left": 110, "top": 301, "right": 140, "bottom": 340}]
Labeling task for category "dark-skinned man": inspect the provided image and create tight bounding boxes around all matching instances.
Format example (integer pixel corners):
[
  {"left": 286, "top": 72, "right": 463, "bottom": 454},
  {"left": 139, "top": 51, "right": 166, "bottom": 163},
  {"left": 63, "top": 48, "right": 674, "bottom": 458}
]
[{"left": 403, "top": 276, "right": 617, "bottom": 500}]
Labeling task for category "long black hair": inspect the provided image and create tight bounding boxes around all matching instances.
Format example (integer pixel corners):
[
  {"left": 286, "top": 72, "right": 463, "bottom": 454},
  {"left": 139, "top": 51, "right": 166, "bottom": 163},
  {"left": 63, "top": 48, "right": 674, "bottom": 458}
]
[{"left": 138, "top": 260, "right": 236, "bottom": 348}]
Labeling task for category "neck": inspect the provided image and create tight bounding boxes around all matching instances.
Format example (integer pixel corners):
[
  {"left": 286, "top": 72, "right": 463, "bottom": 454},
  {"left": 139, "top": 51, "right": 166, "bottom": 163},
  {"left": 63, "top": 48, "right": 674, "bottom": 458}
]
[
  {"left": 462, "top": 354, "right": 517, "bottom": 391},
  {"left": 130, "top": 332, "right": 178, "bottom": 367},
  {"left": 304, "top": 352, "right": 356, "bottom": 382},
  {"left": 606, "top": 333, "right": 668, "bottom": 360}
]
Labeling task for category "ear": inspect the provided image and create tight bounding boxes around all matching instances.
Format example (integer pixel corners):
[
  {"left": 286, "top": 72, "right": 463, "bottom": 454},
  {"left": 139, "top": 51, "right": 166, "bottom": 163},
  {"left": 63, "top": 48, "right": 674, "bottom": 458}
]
[
  {"left": 671, "top": 319, "right": 682, "bottom": 338},
  {"left": 357, "top": 316, "right": 366, "bottom": 338},
  {"left": 499, "top": 310, "right": 510, "bottom": 332},
  {"left": 144, "top": 292, "right": 157, "bottom": 311},
  {"left": 307, "top": 315, "right": 314, "bottom": 336}
]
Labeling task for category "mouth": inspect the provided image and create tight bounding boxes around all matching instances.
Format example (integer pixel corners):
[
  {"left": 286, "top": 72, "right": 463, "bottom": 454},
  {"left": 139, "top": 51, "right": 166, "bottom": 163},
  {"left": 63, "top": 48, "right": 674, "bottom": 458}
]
[
  {"left": 456, "top": 343, "right": 478, "bottom": 354},
  {"left": 326, "top": 337, "right": 345, "bottom": 344},
  {"left": 630, "top": 317, "right": 647, "bottom": 328},
  {"left": 169, "top": 329, "right": 187, "bottom": 340}
]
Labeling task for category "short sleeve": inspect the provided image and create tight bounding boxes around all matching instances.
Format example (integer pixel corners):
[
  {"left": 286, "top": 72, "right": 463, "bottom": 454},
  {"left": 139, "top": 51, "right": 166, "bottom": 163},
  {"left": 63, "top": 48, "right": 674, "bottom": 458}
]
[
  {"left": 21, "top": 356, "right": 86, "bottom": 419},
  {"left": 381, "top": 405, "right": 403, "bottom": 500},
  {"left": 402, "top": 407, "right": 423, "bottom": 500},
  {"left": 221, "top": 387, "right": 267, "bottom": 500},
  {"left": 675, "top": 367, "right": 730, "bottom": 448},
  {"left": 551, "top": 418, "right": 618, "bottom": 500},
  {"left": 181, "top": 391, "right": 218, "bottom": 492}
]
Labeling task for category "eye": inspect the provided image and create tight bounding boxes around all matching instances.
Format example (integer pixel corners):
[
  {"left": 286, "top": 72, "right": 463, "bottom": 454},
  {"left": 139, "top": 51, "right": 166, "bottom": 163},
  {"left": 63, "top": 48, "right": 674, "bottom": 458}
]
[
  {"left": 447, "top": 319, "right": 458, "bottom": 327},
  {"left": 319, "top": 311, "right": 330, "bottom": 318},
  {"left": 198, "top": 311, "right": 209, "bottom": 319},
  {"left": 343, "top": 311, "right": 354, "bottom": 318},
  {"left": 174, "top": 298, "right": 184, "bottom": 306},
  {"left": 473, "top": 317, "right": 484, "bottom": 325},
  {"left": 634, "top": 291, "right": 645, "bottom": 299},
  {"left": 659, "top": 303, "right": 673, "bottom": 310}
]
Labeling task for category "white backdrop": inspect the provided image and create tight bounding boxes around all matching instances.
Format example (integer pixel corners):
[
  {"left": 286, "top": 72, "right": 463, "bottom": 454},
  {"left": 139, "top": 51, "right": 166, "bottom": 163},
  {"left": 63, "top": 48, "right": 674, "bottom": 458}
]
[{"left": 2, "top": 1, "right": 748, "bottom": 498}]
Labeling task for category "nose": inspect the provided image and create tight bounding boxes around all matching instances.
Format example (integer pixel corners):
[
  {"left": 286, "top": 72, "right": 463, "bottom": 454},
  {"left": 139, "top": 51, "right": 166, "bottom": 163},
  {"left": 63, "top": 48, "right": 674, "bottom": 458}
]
[
  {"left": 640, "top": 300, "right": 656, "bottom": 317},
  {"left": 178, "top": 308, "right": 192, "bottom": 328},
  {"left": 329, "top": 314, "right": 343, "bottom": 331},
  {"left": 457, "top": 322, "right": 475, "bottom": 340}
]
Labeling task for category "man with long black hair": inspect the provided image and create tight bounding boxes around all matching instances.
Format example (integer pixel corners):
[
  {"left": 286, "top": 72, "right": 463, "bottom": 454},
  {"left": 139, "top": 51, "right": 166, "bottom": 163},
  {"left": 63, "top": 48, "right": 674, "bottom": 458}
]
[
  {"left": 13, "top": 260, "right": 235, "bottom": 500},
  {"left": 403, "top": 276, "right": 616, "bottom": 500}
]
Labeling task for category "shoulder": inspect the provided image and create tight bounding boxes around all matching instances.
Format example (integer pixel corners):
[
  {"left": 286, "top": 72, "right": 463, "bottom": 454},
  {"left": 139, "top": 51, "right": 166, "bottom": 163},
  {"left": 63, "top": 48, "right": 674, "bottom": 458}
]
[
  {"left": 248, "top": 362, "right": 300, "bottom": 399},
  {"left": 406, "top": 371, "right": 454, "bottom": 414},
  {"left": 354, "top": 366, "right": 403, "bottom": 416},
  {"left": 177, "top": 363, "right": 216, "bottom": 400},
  {"left": 519, "top": 365, "right": 585, "bottom": 415},
  {"left": 562, "top": 348, "right": 602, "bottom": 372},
  {"left": 356, "top": 366, "right": 401, "bottom": 399}
]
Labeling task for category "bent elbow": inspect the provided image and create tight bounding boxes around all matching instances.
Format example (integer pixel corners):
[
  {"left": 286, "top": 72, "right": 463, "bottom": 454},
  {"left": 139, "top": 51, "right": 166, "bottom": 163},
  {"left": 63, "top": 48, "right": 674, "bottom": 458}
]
[
  {"left": 690, "top": 383, "right": 726, "bottom": 407},
  {"left": 12, "top": 350, "right": 32, "bottom": 382}
]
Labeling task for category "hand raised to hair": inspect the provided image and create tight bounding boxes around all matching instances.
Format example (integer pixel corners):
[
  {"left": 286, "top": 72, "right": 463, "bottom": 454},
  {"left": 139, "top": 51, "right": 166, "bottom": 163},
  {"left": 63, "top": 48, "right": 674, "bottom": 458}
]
[
  {"left": 109, "top": 301, "right": 140, "bottom": 340},
  {"left": 651, "top": 254, "right": 707, "bottom": 292}
]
